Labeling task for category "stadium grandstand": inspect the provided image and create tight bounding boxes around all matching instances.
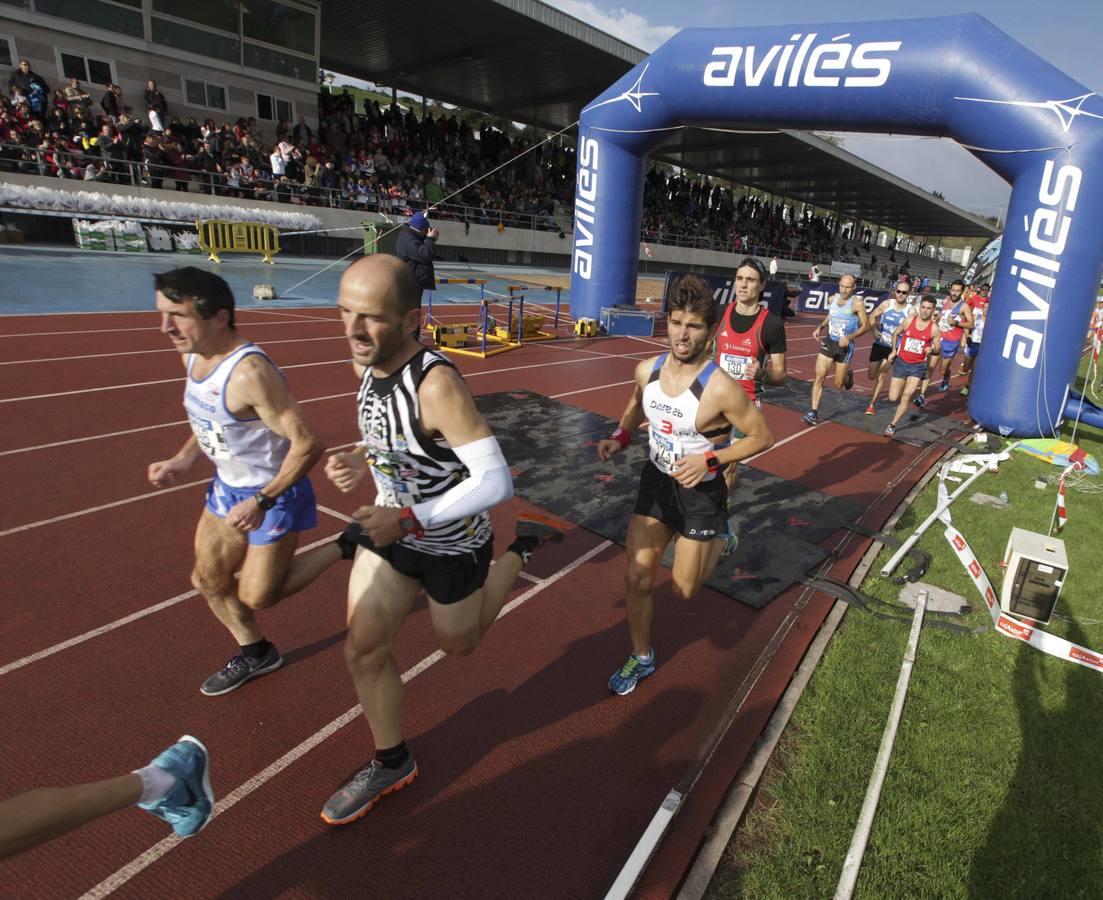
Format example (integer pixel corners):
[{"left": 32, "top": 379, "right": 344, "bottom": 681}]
[{"left": 0, "top": 0, "right": 995, "bottom": 281}]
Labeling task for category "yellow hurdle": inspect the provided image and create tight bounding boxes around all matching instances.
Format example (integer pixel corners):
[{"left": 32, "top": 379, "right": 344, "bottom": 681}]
[{"left": 195, "top": 220, "right": 281, "bottom": 264}]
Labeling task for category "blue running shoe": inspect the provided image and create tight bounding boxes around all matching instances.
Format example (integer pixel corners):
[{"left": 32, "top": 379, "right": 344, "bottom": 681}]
[
  {"left": 721, "top": 522, "right": 739, "bottom": 559},
  {"left": 139, "top": 735, "right": 214, "bottom": 837},
  {"left": 801, "top": 410, "right": 819, "bottom": 426},
  {"left": 608, "top": 650, "right": 656, "bottom": 695}
]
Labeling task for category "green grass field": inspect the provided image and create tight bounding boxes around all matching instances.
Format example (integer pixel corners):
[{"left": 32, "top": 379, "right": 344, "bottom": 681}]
[{"left": 711, "top": 359, "right": 1103, "bottom": 899}]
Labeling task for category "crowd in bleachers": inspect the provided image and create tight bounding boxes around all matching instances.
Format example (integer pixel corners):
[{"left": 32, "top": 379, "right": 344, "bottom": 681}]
[
  {"left": 1, "top": 59, "right": 967, "bottom": 275},
  {"left": 1, "top": 60, "right": 573, "bottom": 229}
]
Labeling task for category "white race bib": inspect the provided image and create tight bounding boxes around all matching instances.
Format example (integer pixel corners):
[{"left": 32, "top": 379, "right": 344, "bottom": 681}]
[
  {"left": 828, "top": 320, "right": 845, "bottom": 339},
  {"left": 903, "top": 337, "right": 926, "bottom": 355},
  {"left": 719, "top": 352, "right": 753, "bottom": 380},
  {"left": 649, "top": 430, "right": 683, "bottom": 475},
  {"left": 189, "top": 415, "right": 233, "bottom": 461},
  {"left": 973, "top": 314, "right": 985, "bottom": 343}
]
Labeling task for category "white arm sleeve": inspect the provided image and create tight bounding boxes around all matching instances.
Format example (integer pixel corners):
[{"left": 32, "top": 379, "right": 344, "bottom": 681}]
[{"left": 410, "top": 435, "right": 513, "bottom": 529}]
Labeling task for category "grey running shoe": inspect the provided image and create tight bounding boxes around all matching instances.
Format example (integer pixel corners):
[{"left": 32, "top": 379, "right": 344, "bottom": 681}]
[
  {"left": 321, "top": 756, "right": 419, "bottom": 825},
  {"left": 200, "top": 645, "right": 282, "bottom": 696},
  {"left": 801, "top": 410, "right": 819, "bottom": 426},
  {"left": 884, "top": 423, "right": 897, "bottom": 437},
  {"left": 516, "top": 513, "right": 567, "bottom": 546}
]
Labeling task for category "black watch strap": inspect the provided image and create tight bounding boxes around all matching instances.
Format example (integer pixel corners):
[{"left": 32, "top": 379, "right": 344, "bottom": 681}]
[{"left": 255, "top": 491, "right": 276, "bottom": 511}]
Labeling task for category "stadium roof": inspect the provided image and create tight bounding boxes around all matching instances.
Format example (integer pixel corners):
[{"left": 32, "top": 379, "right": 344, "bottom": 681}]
[{"left": 319, "top": 0, "right": 997, "bottom": 238}]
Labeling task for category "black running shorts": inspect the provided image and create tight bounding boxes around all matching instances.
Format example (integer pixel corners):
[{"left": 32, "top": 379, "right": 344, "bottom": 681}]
[
  {"left": 363, "top": 537, "right": 493, "bottom": 605},
  {"left": 634, "top": 461, "right": 727, "bottom": 541},
  {"left": 868, "top": 342, "right": 893, "bottom": 364}
]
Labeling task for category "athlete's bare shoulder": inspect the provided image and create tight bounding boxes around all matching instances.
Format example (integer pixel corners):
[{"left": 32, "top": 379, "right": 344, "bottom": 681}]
[{"left": 635, "top": 354, "right": 660, "bottom": 386}]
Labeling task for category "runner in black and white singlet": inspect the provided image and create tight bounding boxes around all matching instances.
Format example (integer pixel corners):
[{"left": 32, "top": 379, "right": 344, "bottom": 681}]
[
  {"left": 147, "top": 268, "right": 345, "bottom": 698},
  {"left": 320, "top": 255, "right": 565, "bottom": 827},
  {"left": 597, "top": 275, "right": 773, "bottom": 696}
]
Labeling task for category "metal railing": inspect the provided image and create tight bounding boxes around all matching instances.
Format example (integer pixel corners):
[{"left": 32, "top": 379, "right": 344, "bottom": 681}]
[
  {"left": 0, "top": 141, "right": 573, "bottom": 233},
  {"left": 0, "top": 142, "right": 944, "bottom": 278}
]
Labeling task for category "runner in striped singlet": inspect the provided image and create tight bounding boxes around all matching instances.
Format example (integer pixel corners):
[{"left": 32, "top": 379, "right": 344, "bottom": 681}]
[{"left": 320, "top": 255, "right": 565, "bottom": 826}]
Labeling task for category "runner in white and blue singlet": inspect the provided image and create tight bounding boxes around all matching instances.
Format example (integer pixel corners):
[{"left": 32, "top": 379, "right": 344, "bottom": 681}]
[
  {"left": 865, "top": 285, "right": 914, "bottom": 415},
  {"left": 597, "top": 275, "right": 773, "bottom": 696},
  {"left": 148, "top": 267, "right": 345, "bottom": 698},
  {"left": 803, "top": 274, "right": 870, "bottom": 425}
]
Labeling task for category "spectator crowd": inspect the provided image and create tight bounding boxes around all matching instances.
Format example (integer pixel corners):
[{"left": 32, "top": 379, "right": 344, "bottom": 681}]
[
  {"left": 2, "top": 60, "right": 572, "bottom": 230},
  {"left": 2, "top": 58, "right": 960, "bottom": 279}
]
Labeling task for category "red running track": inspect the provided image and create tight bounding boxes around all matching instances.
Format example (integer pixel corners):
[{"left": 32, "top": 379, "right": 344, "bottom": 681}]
[{"left": 0, "top": 305, "right": 966, "bottom": 897}]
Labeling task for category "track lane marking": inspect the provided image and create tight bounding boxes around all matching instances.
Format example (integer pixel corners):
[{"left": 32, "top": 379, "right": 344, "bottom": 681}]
[{"left": 77, "top": 538, "right": 614, "bottom": 900}]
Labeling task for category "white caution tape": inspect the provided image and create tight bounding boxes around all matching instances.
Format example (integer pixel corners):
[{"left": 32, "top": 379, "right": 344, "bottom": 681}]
[{"left": 941, "top": 523, "right": 1103, "bottom": 674}]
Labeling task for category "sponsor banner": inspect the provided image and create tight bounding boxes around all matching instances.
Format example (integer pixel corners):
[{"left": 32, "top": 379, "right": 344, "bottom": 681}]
[
  {"left": 941, "top": 522, "right": 1103, "bottom": 674},
  {"left": 796, "top": 281, "right": 888, "bottom": 314},
  {"left": 662, "top": 271, "right": 786, "bottom": 317},
  {"left": 831, "top": 260, "right": 863, "bottom": 277}
]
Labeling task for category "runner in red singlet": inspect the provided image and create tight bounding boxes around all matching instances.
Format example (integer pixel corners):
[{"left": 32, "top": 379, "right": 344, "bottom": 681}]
[{"left": 884, "top": 295, "right": 939, "bottom": 437}]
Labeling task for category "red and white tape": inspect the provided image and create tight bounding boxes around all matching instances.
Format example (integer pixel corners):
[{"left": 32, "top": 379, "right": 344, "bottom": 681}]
[{"left": 941, "top": 523, "right": 1103, "bottom": 673}]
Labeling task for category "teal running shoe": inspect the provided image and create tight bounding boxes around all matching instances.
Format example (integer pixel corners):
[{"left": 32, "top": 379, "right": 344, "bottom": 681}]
[
  {"left": 139, "top": 735, "right": 214, "bottom": 837},
  {"left": 608, "top": 650, "right": 656, "bottom": 695}
]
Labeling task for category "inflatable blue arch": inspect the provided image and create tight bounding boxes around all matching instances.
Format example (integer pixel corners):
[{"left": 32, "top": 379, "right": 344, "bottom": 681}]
[{"left": 570, "top": 14, "right": 1103, "bottom": 437}]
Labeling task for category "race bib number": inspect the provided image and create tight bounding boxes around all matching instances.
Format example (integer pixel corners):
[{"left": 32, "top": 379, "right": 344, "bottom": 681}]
[
  {"left": 939, "top": 310, "right": 956, "bottom": 332},
  {"left": 189, "top": 415, "right": 233, "bottom": 461},
  {"left": 369, "top": 453, "right": 421, "bottom": 508},
  {"left": 828, "top": 320, "right": 845, "bottom": 339},
  {"left": 973, "top": 315, "right": 985, "bottom": 343},
  {"left": 903, "top": 337, "right": 926, "bottom": 355},
  {"left": 719, "top": 352, "right": 753, "bottom": 380},
  {"left": 649, "top": 429, "right": 682, "bottom": 475}
]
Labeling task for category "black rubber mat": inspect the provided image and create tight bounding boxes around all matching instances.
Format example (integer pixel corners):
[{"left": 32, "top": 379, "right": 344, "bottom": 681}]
[
  {"left": 760, "top": 377, "right": 962, "bottom": 447},
  {"left": 477, "top": 391, "right": 863, "bottom": 608}
]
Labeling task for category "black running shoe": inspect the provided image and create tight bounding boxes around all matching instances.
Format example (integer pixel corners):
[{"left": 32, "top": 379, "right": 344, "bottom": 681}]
[
  {"left": 200, "top": 645, "right": 282, "bottom": 696},
  {"left": 844, "top": 370, "right": 854, "bottom": 390}
]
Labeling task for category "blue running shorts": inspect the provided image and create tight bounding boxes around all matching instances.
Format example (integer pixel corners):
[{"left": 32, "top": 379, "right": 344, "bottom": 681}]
[{"left": 205, "top": 475, "right": 317, "bottom": 545}]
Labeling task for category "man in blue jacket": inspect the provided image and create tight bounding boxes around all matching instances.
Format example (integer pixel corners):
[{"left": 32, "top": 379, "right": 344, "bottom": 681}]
[{"left": 394, "top": 211, "right": 438, "bottom": 297}]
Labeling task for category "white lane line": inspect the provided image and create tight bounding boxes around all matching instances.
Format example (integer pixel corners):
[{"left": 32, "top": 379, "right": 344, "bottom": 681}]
[
  {"left": 0, "top": 392, "right": 354, "bottom": 457},
  {"left": 0, "top": 505, "right": 359, "bottom": 677},
  {"left": 0, "top": 479, "right": 211, "bottom": 538},
  {"left": 0, "top": 529, "right": 342, "bottom": 677},
  {"left": 744, "top": 425, "right": 817, "bottom": 464},
  {"left": 0, "top": 317, "right": 338, "bottom": 339},
  {"left": 552, "top": 379, "right": 635, "bottom": 398},
  {"left": 0, "top": 442, "right": 359, "bottom": 536},
  {"left": 0, "top": 351, "right": 632, "bottom": 404},
  {"left": 0, "top": 336, "right": 344, "bottom": 366},
  {"left": 77, "top": 538, "right": 613, "bottom": 900}
]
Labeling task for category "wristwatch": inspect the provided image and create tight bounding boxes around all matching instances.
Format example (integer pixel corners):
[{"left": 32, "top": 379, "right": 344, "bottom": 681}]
[
  {"left": 398, "top": 507, "right": 425, "bottom": 538},
  {"left": 254, "top": 491, "right": 276, "bottom": 511},
  {"left": 705, "top": 451, "right": 720, "bottom": 473}
]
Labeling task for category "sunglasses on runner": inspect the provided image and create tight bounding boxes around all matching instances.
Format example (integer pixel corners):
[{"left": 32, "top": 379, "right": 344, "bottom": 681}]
[{"left": 895, "top": 289, "right": 909, "bottom": 294}]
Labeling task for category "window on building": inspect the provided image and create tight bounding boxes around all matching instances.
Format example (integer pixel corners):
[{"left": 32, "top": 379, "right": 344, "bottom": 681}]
[
  {"left": 256, "top": 92, "right": 294, "bottom": 124},
  {"left": 183, "top": 77, "right": 227, "bottom": 111},
  {"left": 57, "top": 50, "right": 116, "bottom": 87},
  {"left": 242, "top": 0, "right": 316, "bottom": 57},
  {"left": 152, "top": 0, "right": 239, "bottom": 33},
  {"left": 36, "top": 0, "right": 143, "bottom": 38},
  {"left": 0, "top": 35, "right": 15, "bottom": 70},
  {"left": 151, "top": 16, "right": 240, "bottom": 65}
]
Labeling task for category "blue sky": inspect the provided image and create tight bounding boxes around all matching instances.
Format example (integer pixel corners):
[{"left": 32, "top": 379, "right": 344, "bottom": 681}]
[{"left": 542, "top": 0, "right": 1102, "bottom": 222}]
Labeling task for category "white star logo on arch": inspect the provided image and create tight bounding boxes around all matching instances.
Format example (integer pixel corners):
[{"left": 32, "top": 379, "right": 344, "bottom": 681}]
[{"left": 583, "top": 64, "right": 660, "bottom": 115}]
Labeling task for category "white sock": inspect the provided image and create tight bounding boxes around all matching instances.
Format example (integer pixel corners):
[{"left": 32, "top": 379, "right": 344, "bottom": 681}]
[{"left": 133, "top": 764, "right": 177, "bottom": 804}]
